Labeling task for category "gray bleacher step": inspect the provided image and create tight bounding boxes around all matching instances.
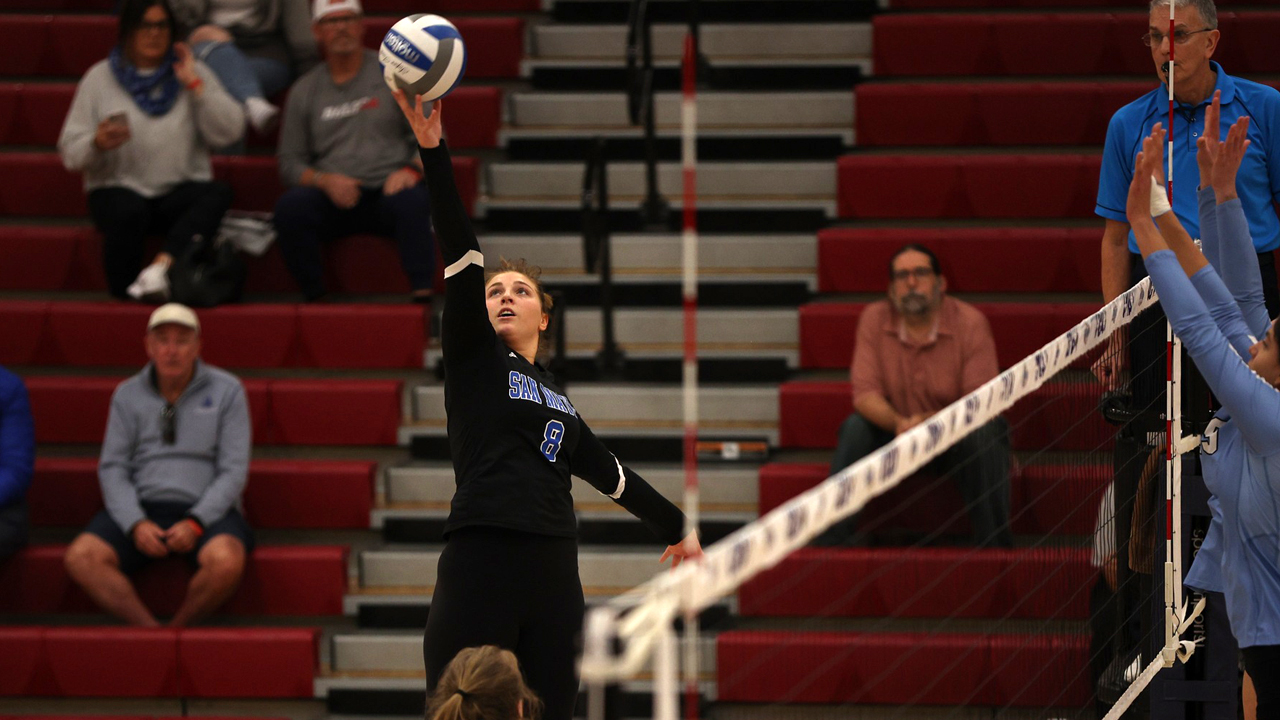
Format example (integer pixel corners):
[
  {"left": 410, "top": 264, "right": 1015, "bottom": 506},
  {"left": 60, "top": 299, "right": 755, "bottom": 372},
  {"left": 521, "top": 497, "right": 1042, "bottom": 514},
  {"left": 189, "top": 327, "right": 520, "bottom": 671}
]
[
  {"left": 531, "top": 22, "right": 871, "bottom": 60},
  {"left": 486, "top": 161, "right": 835, "bottom": 202},
  {"left": 528, "top": 63, "right": 865, "bottom": 94},
  {"left": 330, "top": 632, "right": 717, "bottom": 675},
  {"left": 410, "top": 383, "right": 779, "bottom": 441},
  {"left": 424, "top": 307, "right": 798, "bottom": 366},
  {"left": 506, "top": 91, "right": 852, "bottom": 133},
  {"left": 382, "top": 463, "right": 757, "bottom": 512},
  {"left": 476, "top": 232, "right": 816, "bottom": 281},
  {"left": 358, "top": 547, "right": 687, "bottom": 592}
]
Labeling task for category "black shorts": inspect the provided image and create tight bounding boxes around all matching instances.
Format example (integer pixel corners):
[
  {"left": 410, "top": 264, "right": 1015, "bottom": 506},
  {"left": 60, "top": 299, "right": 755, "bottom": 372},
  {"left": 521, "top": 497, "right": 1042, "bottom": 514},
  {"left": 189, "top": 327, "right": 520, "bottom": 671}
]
[{"left": 85, "top": 501, "right": 254, "bottom": 574}]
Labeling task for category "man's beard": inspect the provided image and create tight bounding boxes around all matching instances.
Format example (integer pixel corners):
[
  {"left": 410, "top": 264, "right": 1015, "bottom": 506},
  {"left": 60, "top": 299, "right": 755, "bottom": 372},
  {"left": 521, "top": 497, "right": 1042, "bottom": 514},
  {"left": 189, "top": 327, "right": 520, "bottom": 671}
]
[{"left": 893, "top": 291, "right": 934, "bottom": 317}]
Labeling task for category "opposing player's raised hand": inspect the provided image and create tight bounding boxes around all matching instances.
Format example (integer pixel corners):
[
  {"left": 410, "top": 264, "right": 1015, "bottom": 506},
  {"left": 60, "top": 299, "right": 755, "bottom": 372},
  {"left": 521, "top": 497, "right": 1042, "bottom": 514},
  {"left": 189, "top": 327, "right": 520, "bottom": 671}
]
[
  {"left": 1126, "top": 125, "right": 1165, "bottom": 228},
  {"left": 393, "top": 90, "right": 443, "bottom": 149},
  {"left": 1211, "top": 116, "right": 1251, "bottom": 203},
  {"left": 1196, "top": 90, "right": 1223, "bottom": 189},
  {"left": 659, "top": 531, "right": 703, "bottom": 570}
]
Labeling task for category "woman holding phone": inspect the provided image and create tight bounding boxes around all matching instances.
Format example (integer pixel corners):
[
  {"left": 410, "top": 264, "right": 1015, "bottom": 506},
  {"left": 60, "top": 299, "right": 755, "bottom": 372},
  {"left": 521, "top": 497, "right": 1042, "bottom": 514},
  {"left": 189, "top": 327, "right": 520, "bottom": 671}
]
[{"left": 58, "top": 0, "right": 244, "bottom": 301}]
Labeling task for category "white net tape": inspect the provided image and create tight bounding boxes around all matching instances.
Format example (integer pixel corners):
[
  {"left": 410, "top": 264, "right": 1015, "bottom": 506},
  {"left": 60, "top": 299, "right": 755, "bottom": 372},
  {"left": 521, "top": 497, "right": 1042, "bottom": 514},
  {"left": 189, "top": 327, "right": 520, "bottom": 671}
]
[{"left": 581, "top": 277, "right": 1163, "bottom": 683}]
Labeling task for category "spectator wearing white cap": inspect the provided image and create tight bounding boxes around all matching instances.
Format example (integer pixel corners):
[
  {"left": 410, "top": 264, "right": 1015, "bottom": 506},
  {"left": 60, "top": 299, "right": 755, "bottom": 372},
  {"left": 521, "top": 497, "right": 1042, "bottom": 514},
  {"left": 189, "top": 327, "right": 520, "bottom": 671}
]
[
  {"left": 64, "top": 303, "right": 253, "bottom": 627},
  {"left": 272, "top": 0, "right": 436, "bottom": 302}
]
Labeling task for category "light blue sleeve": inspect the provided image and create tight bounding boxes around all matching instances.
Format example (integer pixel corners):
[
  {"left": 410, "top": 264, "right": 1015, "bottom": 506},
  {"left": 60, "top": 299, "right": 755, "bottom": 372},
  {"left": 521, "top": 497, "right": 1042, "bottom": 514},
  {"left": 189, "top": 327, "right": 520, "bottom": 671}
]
[
  {"left": 1190, "top": 268, "right": 1255, "bottom": 359},
  {"left": 1214, "top": 197, "right": 1271, "bottom": 337},
  {"left": 1198, "top": 186, "right": 1220, "bottom": 268},
  {"left": 1149, "top": 251, "right": 1280, "bottom": 456}
]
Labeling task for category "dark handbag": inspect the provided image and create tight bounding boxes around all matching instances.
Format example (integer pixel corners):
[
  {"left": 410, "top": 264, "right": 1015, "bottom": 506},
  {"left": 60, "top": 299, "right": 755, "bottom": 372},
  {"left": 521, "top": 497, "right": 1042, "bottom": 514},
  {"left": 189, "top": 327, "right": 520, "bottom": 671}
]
[{"left": 167, "top": 234, "right": 246, "bottom": 308}]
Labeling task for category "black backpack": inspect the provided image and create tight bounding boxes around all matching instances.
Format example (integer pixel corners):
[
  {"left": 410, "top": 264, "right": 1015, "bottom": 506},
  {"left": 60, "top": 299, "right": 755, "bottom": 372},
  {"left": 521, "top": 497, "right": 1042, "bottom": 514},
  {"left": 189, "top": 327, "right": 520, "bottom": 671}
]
[{"left": 167, "top": 235, "right": 246, "bottom": 308}]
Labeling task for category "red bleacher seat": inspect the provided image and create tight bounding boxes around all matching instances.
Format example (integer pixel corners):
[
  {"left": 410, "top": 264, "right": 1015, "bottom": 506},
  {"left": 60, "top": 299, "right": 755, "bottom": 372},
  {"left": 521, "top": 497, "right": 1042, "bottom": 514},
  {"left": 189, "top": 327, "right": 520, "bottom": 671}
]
[
  {"left": 266, "top": 379, "right": 403, "bottom": 445},
  {"left": 798, "top": 301, "right": 1100, "bottom": 369},
  {"left": 0, "top": 227, "right": 100, "bottom": 291},
  {"left": 0, "top": 300, "right": 48, "bottom": 366},
  {"left": 27, "top": 457, "right": 375, "bottom": 529},
  {"left": 777, "top": 380, "right": 1108, "bottom": 451},
  {"left": 0, "top": 545, "right": 347, "bottom": 615},
  {"left": 296, "top": 305, "right": 425, "bottom": 368},
  {"left": 0, "top": 627, "right": 49, "bottom": 696},
  {"left": 438, "top": 86, "right": 503, "bottom": 149},
  {"left": 717, "top": 630, "right": 1090, "bottom": 705},
  {"left": 0, "top": 153, "right": 477, "bottom": 218},
  {"left": 0, "top": 153, "right": 85, "bottom": 216},
  {"left": 179, "top": 627, "right": 318, "bottom": 698},
  {"left": 44, "top": 627, "right": 180, "bottom": 697},
  {"left": 855, "top": 81, "right": 1154, "bottom": 147},
  {"left": 757, "top": 462, "right": 1108, "bottom": 537},
  {"left": 837, "top": 154, "right": 1101, "bottom": 219},
  {"left": 872, "top": 12, "right": 1279, "bottom": 77},
  {"left": 0, "top": 626, "right": 318, "bottom": 698},
  {"left": 0, "top": 225, "right": 441, "bottom": 294},
  {"left": 243, "top": 460, "right": 376, "bottom": 529},
  {"left": 2, "top": 302, "right": 425, "bottom": 369},
  {"left": 739, "top": 547, "right": 1093, "bottom": 619},
  {"left": 24, "top": 376, "right": 402, "bottom": 446},
  {"left": 362, "top": 0, "right": 540, "bottom": 10},
  {"left": 0, "top": 0, "right": 115, "bottom": 9},
  {"left": 0, "top": 82, "right": 74, "bottom": 146},
  {"left": 817, "top": 227, "right": 1101, "bottom": 294},
  {"left": 0, "top": 14, "right": 523, "bottom": 79}
]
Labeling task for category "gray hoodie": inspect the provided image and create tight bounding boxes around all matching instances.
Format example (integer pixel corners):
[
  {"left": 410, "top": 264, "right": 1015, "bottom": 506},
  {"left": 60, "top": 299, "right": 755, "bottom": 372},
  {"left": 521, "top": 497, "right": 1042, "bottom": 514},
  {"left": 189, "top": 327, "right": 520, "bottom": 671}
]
[{"left": 98, "top": 361, "right": 251, "bottom": 532}]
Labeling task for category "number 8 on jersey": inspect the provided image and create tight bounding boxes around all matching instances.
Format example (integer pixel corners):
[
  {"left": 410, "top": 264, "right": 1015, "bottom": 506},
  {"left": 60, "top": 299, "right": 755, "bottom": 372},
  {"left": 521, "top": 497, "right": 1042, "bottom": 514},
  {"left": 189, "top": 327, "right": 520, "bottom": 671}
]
[{"left": 541, "top": 420, "right": 565, "bottom": 462}]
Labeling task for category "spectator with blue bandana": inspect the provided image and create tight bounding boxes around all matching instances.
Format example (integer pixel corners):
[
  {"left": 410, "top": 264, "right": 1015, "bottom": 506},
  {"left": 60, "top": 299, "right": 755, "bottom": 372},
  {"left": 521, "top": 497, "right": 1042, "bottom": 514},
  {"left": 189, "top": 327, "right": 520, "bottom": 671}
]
[
  {"left": 59, "top": 0, "right": 244, "bottom": 303},
  {"left": 0, "top": 366, "right": 35, "bottom": 563}
]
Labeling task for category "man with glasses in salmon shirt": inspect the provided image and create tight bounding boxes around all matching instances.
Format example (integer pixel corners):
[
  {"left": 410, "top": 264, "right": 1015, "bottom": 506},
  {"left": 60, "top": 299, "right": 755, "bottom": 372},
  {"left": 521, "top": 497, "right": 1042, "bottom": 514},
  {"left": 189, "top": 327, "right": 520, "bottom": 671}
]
[{"left": 815, "top": 244, "right": 1012, "bottom": 548}]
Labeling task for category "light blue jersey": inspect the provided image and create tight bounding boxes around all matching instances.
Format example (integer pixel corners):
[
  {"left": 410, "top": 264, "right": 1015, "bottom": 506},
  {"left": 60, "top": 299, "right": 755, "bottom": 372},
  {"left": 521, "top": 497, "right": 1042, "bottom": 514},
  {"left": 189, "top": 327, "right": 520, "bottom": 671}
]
[{"left": 1148, "top": 193, "right": 1280, "bottom": 648}]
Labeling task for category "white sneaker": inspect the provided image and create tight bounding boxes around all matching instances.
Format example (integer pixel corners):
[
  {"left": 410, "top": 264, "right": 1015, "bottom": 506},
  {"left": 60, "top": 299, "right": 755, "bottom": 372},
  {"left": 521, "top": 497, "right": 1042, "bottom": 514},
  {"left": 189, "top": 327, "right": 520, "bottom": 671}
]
[
  {"left": 127, "top": 262, "right": 171, "bottom": 302},
  {"left": 245, "top": 97, "right": 280, "bottom": 134}
]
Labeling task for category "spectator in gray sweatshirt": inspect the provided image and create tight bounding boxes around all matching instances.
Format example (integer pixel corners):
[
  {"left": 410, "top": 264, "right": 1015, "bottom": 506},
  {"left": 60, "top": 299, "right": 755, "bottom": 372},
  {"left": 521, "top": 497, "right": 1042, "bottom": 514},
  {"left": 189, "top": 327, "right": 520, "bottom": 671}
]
[
  {"left": 58, "top": 0, "right": 244, "bottom": 302},
  {"left": 64, "top": 304, "right": 253, "bottom": 627},
  {"left": 273, "top": 0, "right": 435, "bottom": 303}
]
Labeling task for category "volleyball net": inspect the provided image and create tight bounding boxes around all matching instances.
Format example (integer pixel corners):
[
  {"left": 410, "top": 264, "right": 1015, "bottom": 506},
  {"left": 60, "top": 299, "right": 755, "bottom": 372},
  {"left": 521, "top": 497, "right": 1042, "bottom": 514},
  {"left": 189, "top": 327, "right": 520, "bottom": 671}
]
[{"left": 580, "top": 276, "right": 1220, "bottom": 719}]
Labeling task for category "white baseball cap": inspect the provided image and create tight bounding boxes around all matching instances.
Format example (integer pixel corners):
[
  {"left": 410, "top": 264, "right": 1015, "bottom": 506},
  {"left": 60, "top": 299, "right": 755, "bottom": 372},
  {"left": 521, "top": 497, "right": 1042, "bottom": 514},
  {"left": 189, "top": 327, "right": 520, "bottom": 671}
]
[
  {"left": 147, "top": 303, "right": 200, "bottom": 334},
  {"left": 313, "top": 0, "right": 363, "bottom": 21}
]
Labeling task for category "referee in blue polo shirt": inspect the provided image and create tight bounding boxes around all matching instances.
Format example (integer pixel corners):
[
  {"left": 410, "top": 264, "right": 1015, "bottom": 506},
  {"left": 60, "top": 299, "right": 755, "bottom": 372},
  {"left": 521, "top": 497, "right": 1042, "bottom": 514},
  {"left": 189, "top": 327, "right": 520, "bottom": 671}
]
[{"left": 1098, "top": 0, "right": 1280, "bottom": 336}]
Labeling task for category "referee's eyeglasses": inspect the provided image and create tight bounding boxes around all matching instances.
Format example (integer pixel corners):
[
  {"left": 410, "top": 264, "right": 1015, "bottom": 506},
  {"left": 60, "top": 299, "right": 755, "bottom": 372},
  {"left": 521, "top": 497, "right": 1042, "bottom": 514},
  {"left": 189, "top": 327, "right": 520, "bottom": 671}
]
[
  {"left": 1141, "top": 27, "right": 1213, "bottom": 46},
  {"left": 161, "top": 404, "right": 176, "bottom": 445}
]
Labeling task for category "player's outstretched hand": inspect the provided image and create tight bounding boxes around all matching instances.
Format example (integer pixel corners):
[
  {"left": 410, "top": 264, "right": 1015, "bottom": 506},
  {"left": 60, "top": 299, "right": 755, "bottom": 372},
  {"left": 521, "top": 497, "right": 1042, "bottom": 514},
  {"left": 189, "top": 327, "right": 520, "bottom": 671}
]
[
  {"left": 1126, "top": 124, "right": 1165, "bottom": 229},
  {"left": 392, "top": 90, "right": 443, "bottom": 149},
  {"left": 1196, "top": 90, "right": 1223, "bottom": 189},
  {"left": 1211, "top": 115, "right": 1251, "bottom": 203},
  {"left": 659, "top": 531, "right": 703, "bottom": 570}
]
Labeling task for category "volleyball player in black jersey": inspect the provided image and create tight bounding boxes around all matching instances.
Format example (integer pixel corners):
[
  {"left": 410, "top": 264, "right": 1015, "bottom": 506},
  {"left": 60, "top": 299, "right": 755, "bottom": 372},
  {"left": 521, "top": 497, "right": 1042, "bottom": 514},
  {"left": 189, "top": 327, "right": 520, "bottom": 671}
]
[{"left": 392, "top": 92, "right": 703, "bottom": 720}]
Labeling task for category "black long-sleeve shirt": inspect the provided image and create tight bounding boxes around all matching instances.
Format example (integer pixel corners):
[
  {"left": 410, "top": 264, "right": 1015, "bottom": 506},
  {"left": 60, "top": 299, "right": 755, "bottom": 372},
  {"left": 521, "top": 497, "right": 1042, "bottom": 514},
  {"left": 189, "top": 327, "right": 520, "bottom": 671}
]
[{"left": 421, "top": 142, "right": 686, "bottom": 545}]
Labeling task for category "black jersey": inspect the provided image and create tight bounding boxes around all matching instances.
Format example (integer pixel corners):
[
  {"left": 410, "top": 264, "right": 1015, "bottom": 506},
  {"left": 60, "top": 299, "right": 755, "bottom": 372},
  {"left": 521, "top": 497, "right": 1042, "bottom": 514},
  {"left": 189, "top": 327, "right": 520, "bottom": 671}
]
[{"left": 421, "top": 142, "right": 686, "bottom": 545}]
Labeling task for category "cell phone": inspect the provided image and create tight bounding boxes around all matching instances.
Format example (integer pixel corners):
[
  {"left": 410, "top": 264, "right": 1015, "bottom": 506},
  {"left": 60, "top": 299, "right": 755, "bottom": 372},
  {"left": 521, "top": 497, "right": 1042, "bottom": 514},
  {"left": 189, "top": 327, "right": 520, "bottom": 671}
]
[{"left": 107, "top": 112, "right": 128, "bottom": 128}]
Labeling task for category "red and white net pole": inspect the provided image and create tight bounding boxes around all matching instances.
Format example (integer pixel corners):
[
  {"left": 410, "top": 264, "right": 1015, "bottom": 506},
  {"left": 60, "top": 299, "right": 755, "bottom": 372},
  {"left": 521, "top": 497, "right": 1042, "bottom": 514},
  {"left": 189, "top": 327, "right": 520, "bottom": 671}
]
[{"left": 679, "top": 30, "right": 701, "bottom": 720}]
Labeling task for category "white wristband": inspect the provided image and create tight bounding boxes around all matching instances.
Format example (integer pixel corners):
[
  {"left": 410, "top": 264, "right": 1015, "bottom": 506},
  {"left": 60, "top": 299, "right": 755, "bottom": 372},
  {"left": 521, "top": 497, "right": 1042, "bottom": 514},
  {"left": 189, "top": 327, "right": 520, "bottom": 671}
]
[{"left": 1149, "top": 176, "right": 1172, "bottom": 217}]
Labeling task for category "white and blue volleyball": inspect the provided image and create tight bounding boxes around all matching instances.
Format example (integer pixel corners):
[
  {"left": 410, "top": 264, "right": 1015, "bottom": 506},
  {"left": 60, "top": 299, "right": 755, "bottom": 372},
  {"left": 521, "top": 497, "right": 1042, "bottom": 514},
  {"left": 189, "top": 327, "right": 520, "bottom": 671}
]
[{"left": 378, "top": 14, "right": 467, "bottom": 102}]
